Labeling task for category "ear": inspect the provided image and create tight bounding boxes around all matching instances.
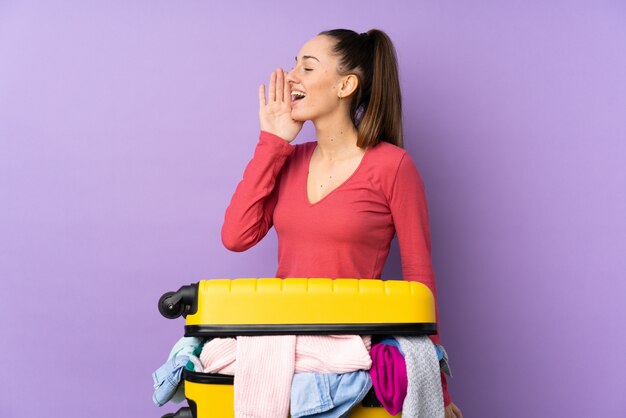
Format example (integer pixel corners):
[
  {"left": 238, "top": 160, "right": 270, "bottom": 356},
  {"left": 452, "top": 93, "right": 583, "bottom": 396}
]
[{"left": 338, "top": 74, "right": 359, "bottom": 99}]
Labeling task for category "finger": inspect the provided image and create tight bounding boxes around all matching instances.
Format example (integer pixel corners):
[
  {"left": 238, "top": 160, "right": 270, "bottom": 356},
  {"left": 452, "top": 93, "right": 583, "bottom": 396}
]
[
  {"left": 453, "top": 405, "right": 463, "bottom": 418},
  {"left": 276, "top": 68, "right": 284, "bottom": 103},
  {"left": 268, "top": 71, "right": 276, "bottom": 102},
  {"left": 258, "top": 84, "right": 266, "bottom": 109}
]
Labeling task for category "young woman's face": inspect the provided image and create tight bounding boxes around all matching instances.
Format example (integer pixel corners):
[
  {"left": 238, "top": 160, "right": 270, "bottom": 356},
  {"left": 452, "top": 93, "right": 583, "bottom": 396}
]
[{"left": 286, "top": 35, "right": 345, "bottom": 122}]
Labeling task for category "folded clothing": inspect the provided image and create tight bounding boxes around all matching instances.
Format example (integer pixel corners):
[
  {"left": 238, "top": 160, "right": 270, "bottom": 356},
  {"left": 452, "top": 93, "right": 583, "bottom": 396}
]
[
  {"left": 291, "top": 371, "right": 372, "bottom": 418},
  {"left": 200, "top": 335, "right": 372, "bottom": 375},
  {"left": 396, "top": 336, "right": 444, "bottom": 418},
  {"left": 370, "top": 343, "right": 407, "bottom": 415},
  {"left": 200, "top": 335, "right": 372, "bottom": 418},
  {"left": 152, "top": 356, "right": 190, "bottom": 407},
  {"left": 152, "top": 336, "right": 204, "bottom": 406},
  {"left": 235, "top": 336, "right": 296, "bottom": 418}
]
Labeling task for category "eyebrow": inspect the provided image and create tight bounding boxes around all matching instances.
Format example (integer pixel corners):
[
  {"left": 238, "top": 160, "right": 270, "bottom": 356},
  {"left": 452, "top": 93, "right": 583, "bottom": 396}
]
[{"left": 295, "top": 55, "right": 320, "bottom": 63}]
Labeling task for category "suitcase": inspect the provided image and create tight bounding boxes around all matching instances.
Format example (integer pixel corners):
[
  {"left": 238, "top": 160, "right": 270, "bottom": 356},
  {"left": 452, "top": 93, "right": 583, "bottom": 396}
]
[{"left": 158, "top": 278, "right": 437, "bottom": 418}]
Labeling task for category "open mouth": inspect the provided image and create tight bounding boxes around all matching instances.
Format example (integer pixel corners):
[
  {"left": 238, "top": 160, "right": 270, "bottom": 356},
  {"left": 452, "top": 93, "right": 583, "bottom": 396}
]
[{"left": 291, "top": 91, "right": 306, "bottom": 103}]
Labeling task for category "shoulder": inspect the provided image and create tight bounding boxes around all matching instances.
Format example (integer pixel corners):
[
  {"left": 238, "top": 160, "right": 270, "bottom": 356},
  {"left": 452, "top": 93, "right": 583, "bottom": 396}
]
[
  {"left": 366, "top": 141, "right": 425, "bottom": 200},
  {"left": 367, "top": 140, "right": 416, "bottom": 176},
  {"left": 281, "top": 140, "right": 315, "bottom": 170},
  {"left": 369, "top": 140, "right": 408, "bottom": 159}
]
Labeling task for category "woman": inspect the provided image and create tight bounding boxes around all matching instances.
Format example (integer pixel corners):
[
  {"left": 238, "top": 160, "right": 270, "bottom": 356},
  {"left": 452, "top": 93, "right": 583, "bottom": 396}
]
[{"left": 222, "top": 29, "right": 462, "bottom": 418}]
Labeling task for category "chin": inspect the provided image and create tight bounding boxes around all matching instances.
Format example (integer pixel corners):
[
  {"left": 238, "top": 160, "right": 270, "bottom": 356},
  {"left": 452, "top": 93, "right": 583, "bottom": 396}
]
[{"left": 290, "top": 109, "right": 312, "bottom": 122}]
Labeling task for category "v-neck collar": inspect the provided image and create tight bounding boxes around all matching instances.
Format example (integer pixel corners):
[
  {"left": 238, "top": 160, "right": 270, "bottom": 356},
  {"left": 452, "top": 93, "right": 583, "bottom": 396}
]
[{"left": 304, "top": 142, "right": 370, "bottom": 206}]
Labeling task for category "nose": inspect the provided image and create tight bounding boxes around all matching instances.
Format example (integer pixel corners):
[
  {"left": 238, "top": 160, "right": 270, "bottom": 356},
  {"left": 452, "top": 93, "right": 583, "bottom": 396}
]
[{"left": 286, "top": 68, "right": 298, "bottom": 85}]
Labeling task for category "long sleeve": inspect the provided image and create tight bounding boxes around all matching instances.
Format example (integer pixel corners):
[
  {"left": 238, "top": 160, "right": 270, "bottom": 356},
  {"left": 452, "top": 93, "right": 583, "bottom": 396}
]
[
  {"left": 389, "top": 152, "right": 453, "bottom": 406},
  {"left": 389, "top": 153, "right": 438, "bottom": 339},
  {"left": 221, "top": 131, "right": 293, "bottom": 252}
]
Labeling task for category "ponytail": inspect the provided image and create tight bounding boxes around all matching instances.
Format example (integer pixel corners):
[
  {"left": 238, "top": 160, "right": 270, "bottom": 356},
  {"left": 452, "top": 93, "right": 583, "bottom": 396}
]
[{"left": 319, "top": 28, "right": 403, "bottom": 148}]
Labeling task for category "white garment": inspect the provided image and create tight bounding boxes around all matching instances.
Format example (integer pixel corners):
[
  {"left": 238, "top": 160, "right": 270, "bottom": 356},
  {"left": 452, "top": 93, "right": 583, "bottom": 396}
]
[{"left": 396, "top": 336, "right": 445, "bottom": 418}]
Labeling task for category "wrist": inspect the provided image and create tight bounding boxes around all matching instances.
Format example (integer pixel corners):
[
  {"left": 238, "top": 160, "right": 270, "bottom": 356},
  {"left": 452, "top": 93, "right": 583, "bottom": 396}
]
[
  {"left": 266, "top": 129, "right": 297, "bottom": 143},
  {"left": 260, "top": 130, "right": 292, "bottom": 143}
]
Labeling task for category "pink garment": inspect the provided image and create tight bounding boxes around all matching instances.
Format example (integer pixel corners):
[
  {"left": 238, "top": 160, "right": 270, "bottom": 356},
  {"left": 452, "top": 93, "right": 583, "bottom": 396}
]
[
  {"left": 294, "top": 335, "right": 372, "bottom": 373},
  {"left": 370, "top": 343, "right": 408, "bottom": 416},
  {"left": 200, "top": 335, "right": 372, "bottom": 375},
  {"left": 200, "top": 335, "right": 372, "bottom": 418},
  {"left": 235, "top": 336, "right": 295, "bottom": 418},
  {"left": 199, "top": 338, "right": 237, "bottom": 374}
]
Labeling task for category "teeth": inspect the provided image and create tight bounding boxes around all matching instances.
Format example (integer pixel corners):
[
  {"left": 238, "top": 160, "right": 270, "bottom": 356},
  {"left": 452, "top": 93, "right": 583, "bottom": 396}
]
[{"left": 291, "top": 91, "right": 306, "bottom": 98}]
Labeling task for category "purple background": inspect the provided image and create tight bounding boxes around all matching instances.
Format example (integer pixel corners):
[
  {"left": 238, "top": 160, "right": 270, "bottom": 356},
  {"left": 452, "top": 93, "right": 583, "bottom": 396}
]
[{"left": 1, "top": 1, "right": 625, "bottom": 417}]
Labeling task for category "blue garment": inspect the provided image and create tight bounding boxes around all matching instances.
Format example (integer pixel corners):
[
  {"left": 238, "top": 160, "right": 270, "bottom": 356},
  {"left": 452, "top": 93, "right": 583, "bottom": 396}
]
[
  {"left": 153, "top": 337, "right": 204, "bottom": 406},
  {"left": 435, "top": 345, "right": 443, "bottom": 361},
  {"left": 436, "top": 343, "right": 452, "bottom": 377},
  {"left": 185, "top": 339, "right": 206, "bottom": 371},
  {"left": 290, "top": 371, "right": 372, "bottom": 418},
  {"left": 169, "top": 336, "right": 202, "bottom": 359},
  {"left": 152, "top": 355, "right": 190, "bottom": 406}
]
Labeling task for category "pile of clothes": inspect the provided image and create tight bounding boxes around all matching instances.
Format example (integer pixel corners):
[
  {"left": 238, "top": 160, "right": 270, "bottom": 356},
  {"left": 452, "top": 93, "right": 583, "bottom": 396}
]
[{"left": 153, "top": 335, "right": 451, "bottom": 418}]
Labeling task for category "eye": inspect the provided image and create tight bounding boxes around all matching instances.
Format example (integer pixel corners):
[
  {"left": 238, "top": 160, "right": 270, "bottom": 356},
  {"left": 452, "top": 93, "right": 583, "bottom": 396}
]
[{"left": 303, "top": 68, "right": 313, "bottom": 72}]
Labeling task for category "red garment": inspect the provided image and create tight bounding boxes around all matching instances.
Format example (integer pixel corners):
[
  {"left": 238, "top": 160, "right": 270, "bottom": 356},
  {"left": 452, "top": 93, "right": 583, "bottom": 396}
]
[{"left": 222, "top": 131, "right": 451, "bottom": 406}]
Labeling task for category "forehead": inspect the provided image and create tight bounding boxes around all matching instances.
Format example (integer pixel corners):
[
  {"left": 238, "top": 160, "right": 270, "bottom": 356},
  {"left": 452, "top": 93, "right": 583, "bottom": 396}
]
[{"left": 296, "top": 35, "right": 337, "bottom": 63}]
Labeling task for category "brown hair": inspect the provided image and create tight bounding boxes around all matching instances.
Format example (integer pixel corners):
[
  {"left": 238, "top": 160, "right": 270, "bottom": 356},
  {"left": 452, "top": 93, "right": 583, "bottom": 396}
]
[{"left": 319, "top": 28, "right": 403, "bottom": 148}]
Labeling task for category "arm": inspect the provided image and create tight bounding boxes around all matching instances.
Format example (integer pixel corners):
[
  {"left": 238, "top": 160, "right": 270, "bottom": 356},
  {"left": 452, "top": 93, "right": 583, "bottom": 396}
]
[
  {"left": 389, "top": 152, "right": 453, "bottom": 407},
  {"left": 222, "top": 68, "right": 303, "bottom": 251},
  {"left": 221, "top": 131, "right": 293, "bottom": 252},
  {"left": 389, "top": 153, "right": 439, "bottom": 340}
]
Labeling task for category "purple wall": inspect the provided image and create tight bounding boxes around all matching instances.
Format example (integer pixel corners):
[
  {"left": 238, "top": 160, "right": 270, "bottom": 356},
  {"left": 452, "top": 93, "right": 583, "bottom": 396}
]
[{"left": 1, "top": 1, "right": 625, "bottom": 417}]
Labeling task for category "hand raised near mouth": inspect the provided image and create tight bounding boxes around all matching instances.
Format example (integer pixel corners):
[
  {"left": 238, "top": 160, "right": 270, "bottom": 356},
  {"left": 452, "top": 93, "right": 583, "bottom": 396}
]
[{"left": 259, "top": 67, "right": 304, "bottom": 143}]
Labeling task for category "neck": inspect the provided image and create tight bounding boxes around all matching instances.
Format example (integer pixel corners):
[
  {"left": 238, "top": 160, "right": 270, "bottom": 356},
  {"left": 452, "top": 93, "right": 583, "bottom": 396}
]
[{"left": 312, "top": 111, "right": 361, "bottom": 160}]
